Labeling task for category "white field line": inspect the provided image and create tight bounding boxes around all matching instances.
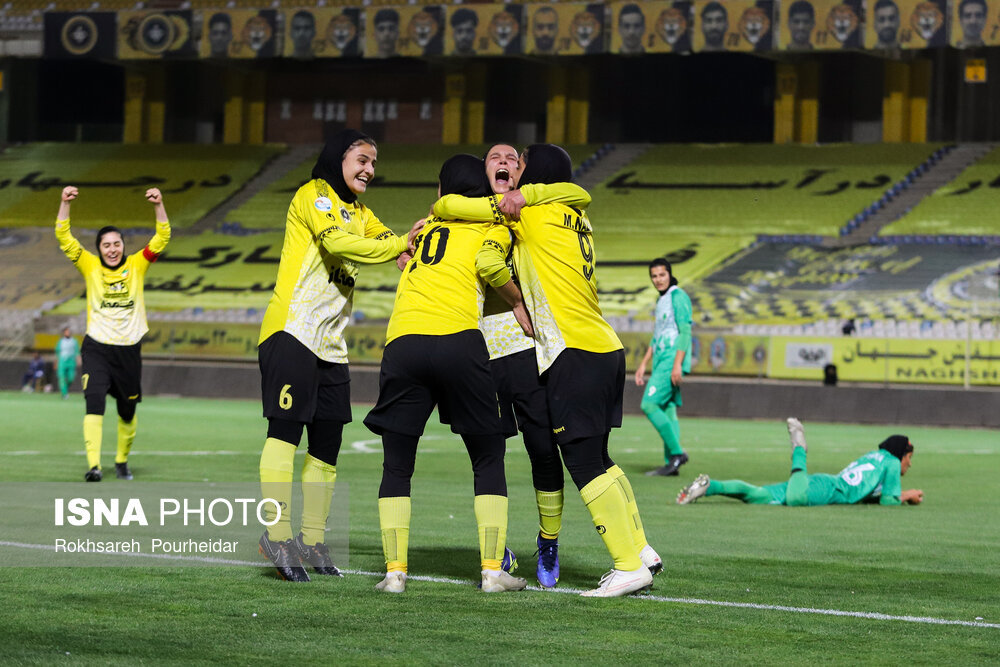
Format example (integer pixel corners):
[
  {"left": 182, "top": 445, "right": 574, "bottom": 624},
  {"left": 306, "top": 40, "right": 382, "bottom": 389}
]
[{"left": 0, "top": 540, "right": 997, "bottom": 630}]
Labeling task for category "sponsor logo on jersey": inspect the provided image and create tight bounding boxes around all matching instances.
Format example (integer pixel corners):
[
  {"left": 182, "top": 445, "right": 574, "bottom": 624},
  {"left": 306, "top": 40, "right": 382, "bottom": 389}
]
[{"left": 314, "top": 197, "right": 333, "bottom": 212}]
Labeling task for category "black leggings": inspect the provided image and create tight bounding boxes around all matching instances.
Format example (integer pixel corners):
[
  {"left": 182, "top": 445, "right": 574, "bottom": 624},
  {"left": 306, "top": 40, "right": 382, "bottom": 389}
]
[
  {"left": 379, "top": 431, "right": 507, "bottom": 498},
  {"left": 521, "top": 422, "right": 564, "bottom": 492},
  {"left": 266, "top": 418, "right": 344, "bottom": 466},
  {"left": 559, "top": 433, "right": 614, "bottom": 490},
  {"left": 85, "top": 393, "right": 136, "bottom": 423}
]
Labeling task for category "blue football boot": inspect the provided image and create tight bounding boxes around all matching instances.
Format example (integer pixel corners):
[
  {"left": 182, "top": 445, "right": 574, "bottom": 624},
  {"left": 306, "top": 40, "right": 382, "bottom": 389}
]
[{"left": 535, "top": 534, "right": 559, "bottom": 588}]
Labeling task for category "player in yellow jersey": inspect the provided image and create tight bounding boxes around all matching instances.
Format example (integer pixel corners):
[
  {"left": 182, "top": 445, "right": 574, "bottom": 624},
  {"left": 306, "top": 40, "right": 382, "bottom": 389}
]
[
  {"left": 257, "top": 129, "right": 414, "bottom": 583},
  {"left": 54, "top": 185, "right": 170, "bottom": 483},
  {"left": 364, "top": 154, "right": 531, "bottom": 594},
  {"left": 432, "top": 144, "right": 662, "bottom": 597}
]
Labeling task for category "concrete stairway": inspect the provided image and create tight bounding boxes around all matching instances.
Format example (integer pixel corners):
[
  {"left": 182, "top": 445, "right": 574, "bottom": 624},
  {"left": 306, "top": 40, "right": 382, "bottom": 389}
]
[
  {"left": 192, "top": 143, "right": 322, "bottom": 232},
  {"left": 828, "top": 143, "right": 995, "bottom": 247},
  {"left": 575, "top": 143, "right": 653, "bottom": 190}
]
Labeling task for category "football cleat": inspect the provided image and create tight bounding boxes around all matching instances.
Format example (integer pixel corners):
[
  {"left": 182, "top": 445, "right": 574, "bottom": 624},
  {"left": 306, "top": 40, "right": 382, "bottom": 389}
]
[
  {"left": 580, "top": 566, "right": 653, "bottom": 598},
  {"left": 639, "top": 544, "right": 663, "bottom": 576},
  {"left": 787, "top": 417, "right": 807, "bottom": 451},
  {"left": 84, "top": 466, "right": 102, "bottom": 482},
  {"left": 646, "top": 452, "right": 689, "bottom": 477},
  {"left": 535, "top": 534, "right": 560, "bottom": 588},
  {"left": 481, "top": 569, "right": 527, "bottom": 593},
  {"left": 677, "top": 474, "right": 711, "bottom": 505},
  {"left": 294, "top": 533, "right": 343, "bottom": 576},
  {"left": 258, "top": 531, "right": 310, "bottom": 582},
  {"left": 375, "top": 571, "right": 407, "bottom": 593},
  {"left": 115, "top": 462, "right": 133, "bottom": 480},
  {"left": 501, "top": 546, "right": 518, "bottom": 574}
]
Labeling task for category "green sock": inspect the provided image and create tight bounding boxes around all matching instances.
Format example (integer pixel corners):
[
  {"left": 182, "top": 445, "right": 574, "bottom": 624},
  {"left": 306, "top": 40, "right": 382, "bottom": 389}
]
[
  {"left": 644, "top": 403, "right": 683, "bottom": 460},
  {"left": 708, "top": 479, "right": 772, "bottom": 504}
]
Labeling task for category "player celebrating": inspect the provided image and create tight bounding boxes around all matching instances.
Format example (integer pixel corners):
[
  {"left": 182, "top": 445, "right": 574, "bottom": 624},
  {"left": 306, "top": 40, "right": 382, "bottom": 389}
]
[
  {"left": 364, "top": 154, "right": 530, "bottom": 594},
  {"left": 54, "top": 185, "right": 170, "bottom": 482},
  {"left": 635, "top": 258, "right": 693, "bottom": 477},
  {"left": 433, "top": 144, "right": 662, "bottom": 597},
  {"left": 257, "top": 130, "right": 413, "bottom": 583},
  {"left": 677, "top": 418, "right": 923, "bottom": 506}
]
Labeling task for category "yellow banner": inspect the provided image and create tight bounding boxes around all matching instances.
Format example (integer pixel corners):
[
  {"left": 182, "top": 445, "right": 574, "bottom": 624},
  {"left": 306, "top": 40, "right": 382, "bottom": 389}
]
[
  {"left": 951, "top": 0, "right": 996, "bottom": 47},
  {"left": 366, "top": 5, "right": 445, "bottom": 58},
  {"left": 444, "top": 4, "right": 525, "bottom": 56},
  {"left": 691, "top": 0, "right": 775, "bottom": 52},
  {"left": 770, "top": 336, "right": 1000, "bottom": 385},
  {"left": 610, "top": 1, "right": 693, "bottom": 54},
  {"left": 866, "top": 0, "right": 949, "bottom": 49},
  {"left": 522, "top": 3, "right": 605, "bottom": 55},
  {"left": 777, "top": 0, "right": 865, "bottom": 50},
  {"left": 619, "top": 332, "right": 769, "bottom": 375},
  {"left": 283, "top": 7, "right": 361, "bottom": 59},
  {"left": 200, "top": 10, "right": 279, "bottom": 59}
]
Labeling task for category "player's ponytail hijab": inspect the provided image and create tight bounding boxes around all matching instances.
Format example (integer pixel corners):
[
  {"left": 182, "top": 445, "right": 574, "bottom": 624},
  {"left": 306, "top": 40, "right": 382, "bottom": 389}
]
[
  {"left": 438, "top": 154, "right": 490, "bottom": 197},
  {"left": 517, "top": 144, "right": 573, "bottom": 186},
  {"left": 312, "top": 129, "right": 376, "bottom": 204}
]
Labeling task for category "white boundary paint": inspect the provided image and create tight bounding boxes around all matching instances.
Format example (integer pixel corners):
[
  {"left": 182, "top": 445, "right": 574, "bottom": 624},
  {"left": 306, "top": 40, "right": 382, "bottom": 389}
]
[{"left": 0, "top": 540, "right": 996, "bottom": 630}]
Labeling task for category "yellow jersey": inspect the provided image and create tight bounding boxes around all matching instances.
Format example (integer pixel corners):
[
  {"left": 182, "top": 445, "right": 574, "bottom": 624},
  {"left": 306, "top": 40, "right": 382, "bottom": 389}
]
[
  {"left": 386, "top": 218, "right": 511, "bottom": 344},
  {"left": 55, "top": 217, "right": 170, "bottom": 346},
  {"left": 433, "top": 183, "right": 621, "bottom": 373},
  {"left": 259, "top": 178, "right": 408, "bottom": 362}
]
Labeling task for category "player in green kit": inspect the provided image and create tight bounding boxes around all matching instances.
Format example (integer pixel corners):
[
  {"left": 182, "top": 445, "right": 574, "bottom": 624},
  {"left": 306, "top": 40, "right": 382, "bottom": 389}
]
[
  {"left": 677, "top": 418, "right": 923, "bottom": 506},
  {"left": 635, "top": 258, "right": 693, "bottom": 477},
  {"left": 56, "top": 327, "right": 80, "bottom": 400}
]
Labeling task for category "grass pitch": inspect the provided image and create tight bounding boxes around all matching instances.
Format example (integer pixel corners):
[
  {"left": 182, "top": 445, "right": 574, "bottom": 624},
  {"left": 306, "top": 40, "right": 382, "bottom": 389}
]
[{"left": 0, "top": 391, "right": 997, "bottom": 664}]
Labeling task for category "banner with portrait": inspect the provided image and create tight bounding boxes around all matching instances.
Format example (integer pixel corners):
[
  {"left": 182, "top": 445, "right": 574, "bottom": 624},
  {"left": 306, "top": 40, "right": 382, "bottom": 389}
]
[
  {"left": 777, "top": 0, "right": 864, "bottom": 50},
  {"left": 118, "top": 10, "right": 196, "bottom": 59},
  {"left": 200, "top": 10, "right": 278, "bottom": 59},
  {"left": 44, "top": 12, "right": 117, "bottom": 59},
  {"left": 443, "top": 4, "right": 524, "bottom": 56},
  {"left": 866, "top": 0, "right": 948, "bottom": 49},
  {"left": 521, "top": 3, "right": 606, "bottom": 55},
  {"left": 283, "top": 7, "right": 361, "bottom": 59},
  {"left": 692, "top": 0, "right": 775, "bottom": 52},
  {"left": 365, "top": 5, "right": 445, "bottom": 58},
  {"left": 611, "top": 1, "right": 693, "bottom": 54},
  {"left": 951, "top": 0, "right": 996, "bottom": 47}
]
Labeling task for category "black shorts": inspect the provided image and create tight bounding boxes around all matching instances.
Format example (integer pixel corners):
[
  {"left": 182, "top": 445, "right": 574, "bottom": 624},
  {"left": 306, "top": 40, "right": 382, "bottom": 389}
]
[
  {"left": 81, "top": 336, "right": 142, "bottom": 403},
  {"left": 544, "top": 348, "right": 625, "bottom": 445},
  {"left": 364, "top": 330, "right": 501, "bottom": 437},
  {"left": 491, "top": 348, "right": 549, "bottom": 438},
  {"left": 258, "top": 331, "right": 351, "bottom": 424}
]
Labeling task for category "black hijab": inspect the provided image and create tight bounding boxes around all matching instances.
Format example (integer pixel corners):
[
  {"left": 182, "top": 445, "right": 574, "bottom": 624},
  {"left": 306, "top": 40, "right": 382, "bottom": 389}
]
[
  {"left": 438, "top": 154, "right": 490, "bottom": 198},
  {"left": 311, "top": 129, "right": 375, "bottom": 204},
  {"left": 878, "top": 435, "right": 913, "bottom": 461},
  {"left": 516, "top": 144, "right": 573, "bottom": 186}
]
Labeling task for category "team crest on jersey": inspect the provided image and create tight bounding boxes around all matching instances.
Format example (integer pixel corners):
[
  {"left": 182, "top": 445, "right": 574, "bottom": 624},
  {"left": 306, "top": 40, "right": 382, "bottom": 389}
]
[
  {"left": 314, "top": 197, "right": 333, "bottom": 212},
  {"left": 339, "top": 207, "right": 351, "bottom": 225}
]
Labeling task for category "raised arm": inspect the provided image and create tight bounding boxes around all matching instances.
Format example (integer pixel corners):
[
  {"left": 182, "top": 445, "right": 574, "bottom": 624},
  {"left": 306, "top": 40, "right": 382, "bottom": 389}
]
[
  {"left": 54, "top": 186, "right": 85, "bottom": 263},
  {"left": 144, "top": 188, "right": 171, "bottom": 257}
]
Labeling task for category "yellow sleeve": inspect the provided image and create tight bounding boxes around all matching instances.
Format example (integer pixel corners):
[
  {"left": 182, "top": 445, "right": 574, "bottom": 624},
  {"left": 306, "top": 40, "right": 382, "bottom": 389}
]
[
  {"left": 360, "top": 206, "right": 399, "bottom": 241},
  {"left": 54, "top": 218, "right": 87, "bottom": 265},
  {"left": 475, "top": 226, "right": 512, "bottom": 288},
  {"left": 520, "top": 183, "right": 592, "bottom": 209},
  {"left": 318, "top": 225, "right": 408, "bottom": 264},
  {"left": 433, "top": 194, "right": 506, "bottom": 224},
  {"left": 146, "top": 219, "right": 171, "bottom": 256}
]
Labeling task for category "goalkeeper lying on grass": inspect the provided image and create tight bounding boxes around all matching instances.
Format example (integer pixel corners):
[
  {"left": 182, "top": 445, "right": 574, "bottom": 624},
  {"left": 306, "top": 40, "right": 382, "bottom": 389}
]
[{"left": 677, "top": 418, "right": 923, "bottom": 507}]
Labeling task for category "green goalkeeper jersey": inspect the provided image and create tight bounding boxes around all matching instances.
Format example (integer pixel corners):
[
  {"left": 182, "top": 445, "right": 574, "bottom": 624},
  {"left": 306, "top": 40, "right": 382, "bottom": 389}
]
[{"left": 764, "top": 449, "right": 902, "bottom": 506}]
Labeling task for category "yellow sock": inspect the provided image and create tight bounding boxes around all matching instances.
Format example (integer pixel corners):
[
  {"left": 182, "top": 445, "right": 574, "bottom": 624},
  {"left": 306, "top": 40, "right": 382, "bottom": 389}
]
[
  {"left": 379, "top": 496, "right": 411, "bottom": 573},
  {"left": 474, "top": 494, "right": 508, "bottom": 570},
  {"left": 259, "top": 437, "right": 296, "bottom": 542},
  {"left": 580, "top": 473, "right": 643, "bottom": 571},
  {"left": 607, "top": 465, "right": 648, "bottom": 551},
  {"left": 300, "top": 454, "right": 336, "bottom": 545},
  {"left": 115, "top": 416, "right": 137, "bottom": 464},
  {"left": 535, "top": 488, "right": 564, "bottom": 540},
  {"left": 83, "top": 414, "right": 103, "bottom": 469}
]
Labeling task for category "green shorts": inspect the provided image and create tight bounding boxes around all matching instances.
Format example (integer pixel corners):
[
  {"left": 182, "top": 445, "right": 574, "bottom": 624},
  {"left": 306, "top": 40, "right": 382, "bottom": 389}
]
[{"left": 642, "top": 353, "right": 682, "bottom": 409}]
